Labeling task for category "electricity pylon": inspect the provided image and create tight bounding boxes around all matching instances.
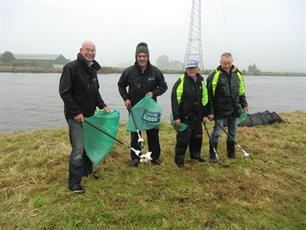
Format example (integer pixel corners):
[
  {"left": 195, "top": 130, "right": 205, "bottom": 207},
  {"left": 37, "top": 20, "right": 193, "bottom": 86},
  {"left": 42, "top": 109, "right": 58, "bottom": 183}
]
[{"left": 184, "top": 0, "right": 203, "bottom": 70}]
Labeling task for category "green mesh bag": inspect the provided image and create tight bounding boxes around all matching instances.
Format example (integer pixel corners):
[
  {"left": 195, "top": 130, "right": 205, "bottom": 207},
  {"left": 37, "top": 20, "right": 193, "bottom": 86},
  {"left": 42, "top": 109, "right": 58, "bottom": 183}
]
[
  {"left": 170, "top": 114, "right": 188, "bottom": 132},
  {"left": 83, "top": 110, "right": 120, "bottom": 166},
  {"left": 237, "top": 108, "right": 248, "bottom": 125},
  {"left": 127, "top": 96, "right": 162, "bottom": 132}
]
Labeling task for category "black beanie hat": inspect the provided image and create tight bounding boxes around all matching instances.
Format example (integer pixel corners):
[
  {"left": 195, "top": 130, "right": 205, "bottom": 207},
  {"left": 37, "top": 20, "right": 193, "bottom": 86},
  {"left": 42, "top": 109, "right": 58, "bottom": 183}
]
[{"left": 135, "top": 42, "right": 149, "bottom": 59}]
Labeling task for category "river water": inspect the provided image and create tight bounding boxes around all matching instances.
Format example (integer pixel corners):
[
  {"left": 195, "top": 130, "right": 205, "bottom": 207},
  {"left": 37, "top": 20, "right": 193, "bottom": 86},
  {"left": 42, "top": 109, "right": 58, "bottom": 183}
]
[{"left": 0, "top": 73, "right": 305, "bottom": 132}]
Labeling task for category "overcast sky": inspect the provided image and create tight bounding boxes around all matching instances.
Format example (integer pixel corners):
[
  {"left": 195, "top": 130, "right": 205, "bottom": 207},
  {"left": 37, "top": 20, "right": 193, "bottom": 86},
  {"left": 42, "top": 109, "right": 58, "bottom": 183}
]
[{"left": 0, "top": 0, "right": 305, "bottom": 72}]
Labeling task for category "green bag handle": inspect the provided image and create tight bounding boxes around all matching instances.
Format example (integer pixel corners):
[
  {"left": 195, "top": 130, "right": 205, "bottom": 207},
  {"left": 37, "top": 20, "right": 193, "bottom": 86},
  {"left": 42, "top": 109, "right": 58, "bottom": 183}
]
[{"left": 170, "top": 114, "right": 188, "bottom": 132}]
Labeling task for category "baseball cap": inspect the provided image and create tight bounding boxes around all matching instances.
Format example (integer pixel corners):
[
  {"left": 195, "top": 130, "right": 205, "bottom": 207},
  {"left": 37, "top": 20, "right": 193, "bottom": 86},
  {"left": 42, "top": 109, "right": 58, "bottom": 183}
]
[{"left": 185, "top": 59, "right": 199, "bottom": 68}]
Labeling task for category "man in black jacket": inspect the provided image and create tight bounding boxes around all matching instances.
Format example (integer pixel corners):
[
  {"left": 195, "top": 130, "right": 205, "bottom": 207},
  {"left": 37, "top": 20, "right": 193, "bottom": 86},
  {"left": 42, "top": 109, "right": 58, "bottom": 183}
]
[
  {"left": 171, "top": 59, "right": 208, "bottom": 168},
  {"left": 118, "top": 42, "right": 168, "bottom": 167},
  {"left": 207, "top": 52, "right": 248, "bottom": 161},
  {"left": 59, "top": 40, "right": 111, "bottom": 193}
]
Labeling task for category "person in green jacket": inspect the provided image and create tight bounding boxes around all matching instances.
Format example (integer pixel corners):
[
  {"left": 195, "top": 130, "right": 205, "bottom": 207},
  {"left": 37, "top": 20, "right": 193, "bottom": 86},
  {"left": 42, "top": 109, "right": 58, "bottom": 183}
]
[{"left": 207, "top": 52, "right": 248, "bottom": 161}]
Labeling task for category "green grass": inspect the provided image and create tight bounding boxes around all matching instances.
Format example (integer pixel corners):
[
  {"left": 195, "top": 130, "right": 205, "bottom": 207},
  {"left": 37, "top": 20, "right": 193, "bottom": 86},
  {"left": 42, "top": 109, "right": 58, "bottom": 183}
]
[{"left": 0, "top": 112, "right": 306, "bottom": 229}]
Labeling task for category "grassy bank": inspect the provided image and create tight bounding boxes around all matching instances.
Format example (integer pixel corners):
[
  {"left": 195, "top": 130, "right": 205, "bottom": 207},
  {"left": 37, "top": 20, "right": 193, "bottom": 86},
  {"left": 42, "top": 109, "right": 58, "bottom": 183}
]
[{"left": 0, "top": 112, "right": 306, "bottom": 229}]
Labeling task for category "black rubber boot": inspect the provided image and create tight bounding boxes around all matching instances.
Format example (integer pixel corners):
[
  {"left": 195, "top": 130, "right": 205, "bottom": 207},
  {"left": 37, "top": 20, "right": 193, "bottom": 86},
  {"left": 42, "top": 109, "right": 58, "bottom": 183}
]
[
  {"left": 131, "top": 158, "right": 140, "bottom": 167},
  {"left": 227, "top": 141, "right": 236, "bottom": 158},
  {"left": 209, "top": 142, "right": 219, "bottom": 163}
]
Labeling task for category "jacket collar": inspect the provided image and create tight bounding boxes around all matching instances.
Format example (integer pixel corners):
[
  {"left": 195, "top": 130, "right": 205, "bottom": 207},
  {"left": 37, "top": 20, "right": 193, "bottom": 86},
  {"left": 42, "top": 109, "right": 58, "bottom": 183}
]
[
  {"left": 184, "top": 72, "right": 203, "bottom": 82},
  {"left": 135, "top": 60, "right": 151, "bottom": 74},
  {"left": 217, "top": 65, "right": 238, "bottom": 74},
  {"left": 77, "top": 53, "right": 101, "bottom": 71}
]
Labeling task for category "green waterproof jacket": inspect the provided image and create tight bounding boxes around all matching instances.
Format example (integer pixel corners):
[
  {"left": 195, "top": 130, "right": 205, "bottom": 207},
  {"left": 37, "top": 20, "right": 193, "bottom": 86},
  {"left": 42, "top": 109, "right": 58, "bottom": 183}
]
[{"left": 206, "top": 65, "right": 248, "bottom": 119}]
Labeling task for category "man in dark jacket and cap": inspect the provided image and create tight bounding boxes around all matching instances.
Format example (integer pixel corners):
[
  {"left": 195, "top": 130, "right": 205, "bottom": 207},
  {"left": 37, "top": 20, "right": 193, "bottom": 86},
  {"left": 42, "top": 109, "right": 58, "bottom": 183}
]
[
  {"left": 171, "top": 59, "right": 208, "bottom": 168},
  {"left": 206, "top": 52, "right": 248, "bottom": 161},
  {"left": 59, "top": 40, "right": 111, "bottom": 193},
  {"left": 118, "top": 42, "right": 168, "bottom": 167}
]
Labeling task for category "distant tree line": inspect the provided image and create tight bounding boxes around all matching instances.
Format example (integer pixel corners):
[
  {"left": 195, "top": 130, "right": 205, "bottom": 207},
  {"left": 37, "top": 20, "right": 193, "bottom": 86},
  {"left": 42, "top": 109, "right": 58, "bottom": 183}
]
[
  {"left": 1, "top": 51, "right": 15, "bottom": 63},
  {"left": 247, "top": 64, "right": 261, "bottom": 75},
  {"left": 0, "top": 51, "right": 304, "bottom": 76},
  {"left": 156, "top": 55, "right": 183, "bottom": 70}
]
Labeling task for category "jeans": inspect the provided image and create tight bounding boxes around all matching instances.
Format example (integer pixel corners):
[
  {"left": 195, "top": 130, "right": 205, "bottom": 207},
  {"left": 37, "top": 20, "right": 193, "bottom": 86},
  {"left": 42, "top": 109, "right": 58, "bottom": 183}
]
[
  {"left": 67, "top": 119, "right": 92, "bottom": 187},
  {"left": 211, "top": 117, "right": 237, "bottom": 145},
  {"left": 130, "top": 129, "right": 161, "bottom": 161}
]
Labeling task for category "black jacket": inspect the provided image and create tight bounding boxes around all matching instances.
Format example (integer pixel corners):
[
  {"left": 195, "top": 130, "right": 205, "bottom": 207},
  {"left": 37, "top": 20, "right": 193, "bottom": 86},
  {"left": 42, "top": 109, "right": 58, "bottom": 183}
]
[
  {"left": 118, "top": 62, "right": 168, "bottom": 106},
  {"left": 171, "top": 73, "right": 208, "bottom": 121},
  {"left": 59, "top": 53, "right": 106, "bottom": 119},
  {"left": 206, "top": 65, "right": 248, "bottom": 119}
]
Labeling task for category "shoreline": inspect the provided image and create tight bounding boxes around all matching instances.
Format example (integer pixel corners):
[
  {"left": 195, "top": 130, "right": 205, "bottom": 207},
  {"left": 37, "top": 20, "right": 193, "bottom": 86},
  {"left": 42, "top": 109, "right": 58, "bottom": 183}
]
[
  {"left": 0, "top": 66, "right": 305, "bottom": 76},
  {"left": 1, "top": 112, "right": 305, "bottom": 134}
]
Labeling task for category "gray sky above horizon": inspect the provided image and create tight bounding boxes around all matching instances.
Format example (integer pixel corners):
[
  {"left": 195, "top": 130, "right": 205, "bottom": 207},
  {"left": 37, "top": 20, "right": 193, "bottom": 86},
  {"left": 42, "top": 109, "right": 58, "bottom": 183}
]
[{"left": 0, "top": 0, "right": 305, "bottom": 72}]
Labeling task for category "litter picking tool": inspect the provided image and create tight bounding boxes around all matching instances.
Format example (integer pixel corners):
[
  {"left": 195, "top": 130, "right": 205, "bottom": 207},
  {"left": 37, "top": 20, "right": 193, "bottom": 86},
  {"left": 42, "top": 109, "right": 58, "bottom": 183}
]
[
  {"left": 203, "top": 122, "right": 220, "bottom": 162},
  {"left": 84, "top": 120, "right": 141, "bottom": 157},
  {"left": 214, "top": 122, "right": 253, "bottom": 160},
  {"left": 128, "top": 107, "right": 145, "bottom": 149},
  {"left": 139, "top": 151, "right": 152, "bottom": 163}
]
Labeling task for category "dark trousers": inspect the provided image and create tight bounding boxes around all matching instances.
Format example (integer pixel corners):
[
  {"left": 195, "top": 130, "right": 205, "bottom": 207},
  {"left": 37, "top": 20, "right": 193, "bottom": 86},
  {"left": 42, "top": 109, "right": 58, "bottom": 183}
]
[
  {"left": 175, "top": 118, "right": 203, "bottom": 165},
  {"left": 130, "top": 128, "right": 161, "bottom": 161},
  {"left": 67, "top": 119, "right": 92, "bottom": 187}
]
